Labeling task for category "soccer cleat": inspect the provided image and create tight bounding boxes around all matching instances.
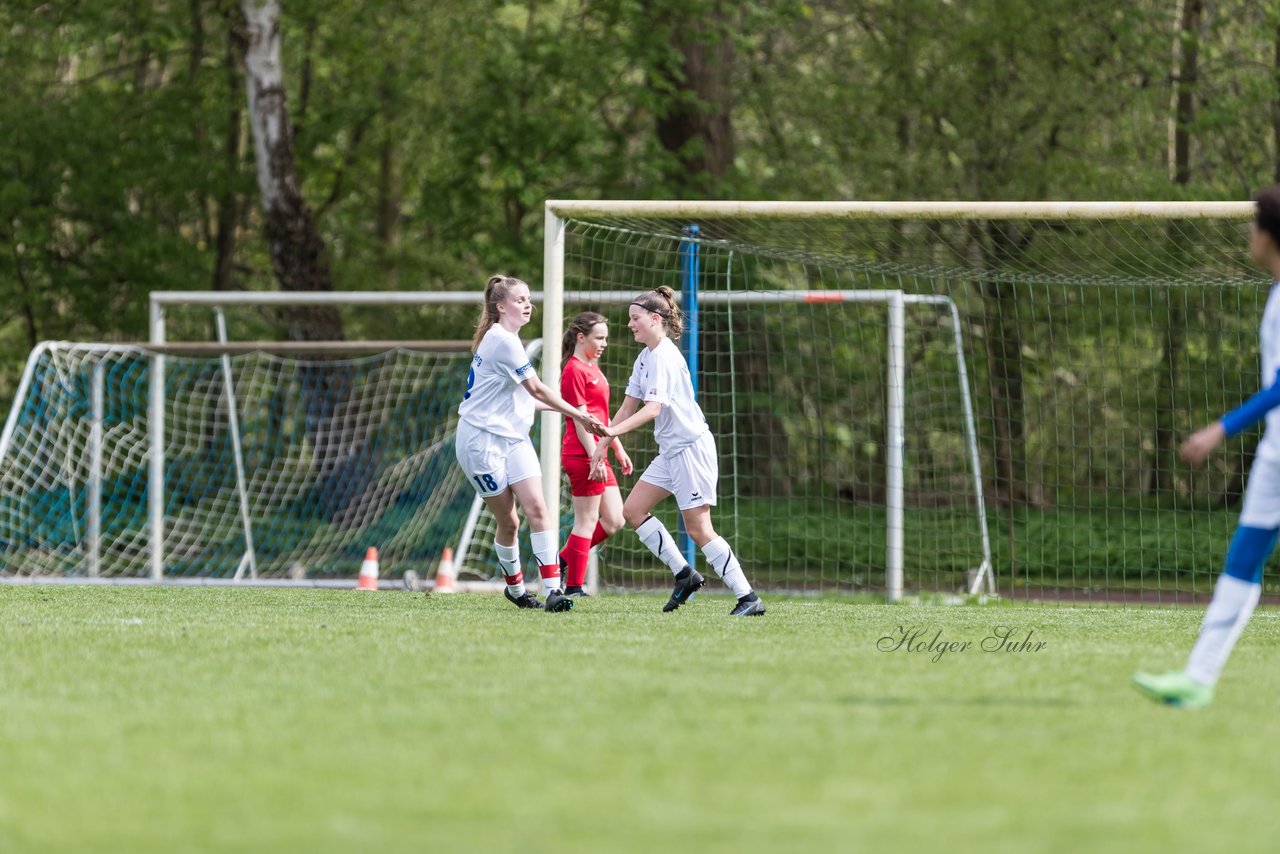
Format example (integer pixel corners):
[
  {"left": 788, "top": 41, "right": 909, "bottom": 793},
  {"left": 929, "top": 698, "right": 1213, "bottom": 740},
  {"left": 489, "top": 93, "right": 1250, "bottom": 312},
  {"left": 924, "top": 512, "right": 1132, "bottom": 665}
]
[
  {"left": 504, "top": 588, "right": 544, "bottom": 610},
  {"left": 729, "top": 594, "right": 766, "bottom": 617},
  {"left": 1131, "top": 670, "right": 1213, "bottom": 709},
  {"left": 564, "top": 586, "right": 591, "bottom": 598},
  {"left": 544, "top": 589, "right": 575, "bottom": 613},
  {"left": 663, "top": 568, "right": 705, "bottom": 612}
]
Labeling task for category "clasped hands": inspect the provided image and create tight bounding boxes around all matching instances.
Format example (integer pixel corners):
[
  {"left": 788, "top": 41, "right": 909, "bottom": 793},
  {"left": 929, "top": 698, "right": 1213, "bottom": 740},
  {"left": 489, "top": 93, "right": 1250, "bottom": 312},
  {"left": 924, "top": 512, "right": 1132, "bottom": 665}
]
[{"left": 578, "top": 413, "right": 614, "bottom": 439}]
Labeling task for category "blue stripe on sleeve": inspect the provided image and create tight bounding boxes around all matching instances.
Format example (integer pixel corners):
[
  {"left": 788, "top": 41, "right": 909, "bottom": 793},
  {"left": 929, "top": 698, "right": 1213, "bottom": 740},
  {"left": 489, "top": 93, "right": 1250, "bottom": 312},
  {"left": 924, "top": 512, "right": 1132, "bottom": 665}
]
[{"left": 1222, "top": 368, "right": 1280, "bottom": 437}]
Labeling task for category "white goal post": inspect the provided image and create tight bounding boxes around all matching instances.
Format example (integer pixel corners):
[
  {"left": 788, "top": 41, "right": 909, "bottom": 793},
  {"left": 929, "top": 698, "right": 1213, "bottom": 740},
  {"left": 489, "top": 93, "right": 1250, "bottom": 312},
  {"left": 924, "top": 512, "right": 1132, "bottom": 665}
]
[
  {"left": 541, "top": 199, "right": 1256, "bottom": 601},
  {"left": 2, "top": 200, "right": 1255, "bottom": 598}
]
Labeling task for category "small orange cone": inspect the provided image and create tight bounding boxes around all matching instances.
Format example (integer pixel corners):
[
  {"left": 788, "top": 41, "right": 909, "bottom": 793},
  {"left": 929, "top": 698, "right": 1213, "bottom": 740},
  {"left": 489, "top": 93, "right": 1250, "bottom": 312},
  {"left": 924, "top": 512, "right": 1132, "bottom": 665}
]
[
  {"left": 435, "top": 547, "right": 456, "bottom": 593},
  {"left": 356, "top": 547, "right": 379, "bottom": 591}
]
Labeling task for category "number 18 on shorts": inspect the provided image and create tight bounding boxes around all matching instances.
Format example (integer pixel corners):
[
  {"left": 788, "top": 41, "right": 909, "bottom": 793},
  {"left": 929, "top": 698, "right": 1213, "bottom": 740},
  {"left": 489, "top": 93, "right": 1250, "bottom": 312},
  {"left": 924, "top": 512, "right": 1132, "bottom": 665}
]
[{"left": 455, "top": 420, "right": 542, "bottom": 497}]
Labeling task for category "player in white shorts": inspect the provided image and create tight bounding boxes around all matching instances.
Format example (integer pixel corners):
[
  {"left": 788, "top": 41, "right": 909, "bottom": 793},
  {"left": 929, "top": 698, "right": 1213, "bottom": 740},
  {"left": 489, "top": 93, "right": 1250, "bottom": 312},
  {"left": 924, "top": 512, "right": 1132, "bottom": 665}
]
[
  {"left": 591, "top": 285, "right": 764, "bottom": 616},
  {"left": 1133, "top": 187, "right": 1280, "bottom": 707},
  {"left": 456, "top": 275, "right": 605, "bottom": 613}
]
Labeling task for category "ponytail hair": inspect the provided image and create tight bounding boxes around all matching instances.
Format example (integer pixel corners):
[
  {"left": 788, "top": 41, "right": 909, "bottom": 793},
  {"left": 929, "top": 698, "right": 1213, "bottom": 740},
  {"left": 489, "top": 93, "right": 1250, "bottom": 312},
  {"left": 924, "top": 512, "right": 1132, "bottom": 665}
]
[
  {"left": 630, "top": 285, "right": 683, "bottom": 339},
  {"left": 471, "top": 274, "right": 528, "bottom": 352},
  {"left": 561, "top": 311, "right": 607, "bottom": 372}
]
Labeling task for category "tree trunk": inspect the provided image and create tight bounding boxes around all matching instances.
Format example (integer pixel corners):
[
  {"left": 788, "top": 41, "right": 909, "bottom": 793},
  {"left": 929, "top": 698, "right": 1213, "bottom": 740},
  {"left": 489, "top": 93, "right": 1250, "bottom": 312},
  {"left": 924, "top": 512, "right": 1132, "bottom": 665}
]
[
  {"left": 1273, "top": 17, "right": 1280, "bottom": 183},
  {"left": 980, "top": 221, "right": 1046, "bottom": 508},
  {"left": 214, "top": 13, "right": 245, "bottom": 292},
  {"left": 1170, "top": 0, "right": 1201, "bottom": 185},
  {"left": 242, "top": 0, "right": 354, "bottom": 520},
  {"left": 241, "top": 0, "right": 342, "bottom": 341},
  {"left": 376, "top": 79, "right": 401, "bottom": 287},
  {"left": 1149, "top": 0, "right": 1201, "bottom": 495},
  {"left": 1148, "top": 284, "right": 1186, "bottom": 495},
  {"left": 11, "top": 241, "right": 39, "bottom": 350},
  {"left": 649, "top": 0, "right": 735, "bottom": 196}
]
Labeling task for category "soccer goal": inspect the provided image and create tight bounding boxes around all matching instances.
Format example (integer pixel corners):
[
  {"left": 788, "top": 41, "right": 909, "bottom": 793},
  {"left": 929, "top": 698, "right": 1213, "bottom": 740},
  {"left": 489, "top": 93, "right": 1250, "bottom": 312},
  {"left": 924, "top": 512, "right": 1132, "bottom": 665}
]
[
  {"left": 0, "top": 201, "right": 1261, "bottom": 605},
  {"left": 448, "top": 283, "right": 991, "bottom": 601},
  {"left": 0, "top": 291, "right": 511, "bottom": 586},
  {"left": 539, "top": 200, "right": 1258, "bottom": 603}
]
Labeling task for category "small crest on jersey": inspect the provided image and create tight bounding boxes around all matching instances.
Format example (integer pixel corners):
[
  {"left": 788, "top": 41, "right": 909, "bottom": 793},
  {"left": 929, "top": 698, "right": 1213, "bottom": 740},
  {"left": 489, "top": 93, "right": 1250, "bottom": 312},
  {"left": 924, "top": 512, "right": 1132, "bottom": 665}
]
[
  {"left": 515, "top": 362, "right": 533, "bottom": 376},
  {"left": 472, "top": 355, "right": 483, "bottom": 366}
]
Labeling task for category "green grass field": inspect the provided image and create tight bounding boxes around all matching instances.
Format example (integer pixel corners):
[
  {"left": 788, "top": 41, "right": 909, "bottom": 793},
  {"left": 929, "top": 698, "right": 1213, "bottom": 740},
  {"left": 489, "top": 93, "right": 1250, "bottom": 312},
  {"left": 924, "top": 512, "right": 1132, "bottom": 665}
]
[{"left": 3, "top": 588, "right": 1280, "bottom": 853}]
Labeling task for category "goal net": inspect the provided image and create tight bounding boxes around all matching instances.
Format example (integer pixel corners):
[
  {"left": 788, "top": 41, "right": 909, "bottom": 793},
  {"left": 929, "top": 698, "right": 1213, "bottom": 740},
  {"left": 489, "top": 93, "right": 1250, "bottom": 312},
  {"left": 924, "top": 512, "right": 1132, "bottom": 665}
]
[
  {"left": 0, "top": 201, "right": 1261, "bottom": 605},
  {"left": 0, "top": 339, "right": 476, "bottom": 583},
  {"left": 537, "top": 201, "right": 1258, "bottom": 603}
]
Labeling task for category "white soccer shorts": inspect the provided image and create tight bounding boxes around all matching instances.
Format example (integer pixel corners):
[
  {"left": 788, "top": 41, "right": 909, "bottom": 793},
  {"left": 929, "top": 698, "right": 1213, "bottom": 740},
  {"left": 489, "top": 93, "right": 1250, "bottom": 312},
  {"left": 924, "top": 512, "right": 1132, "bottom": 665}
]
[
  {"left": 639, "top": 431, "right": 719, "bottom": 510},
  {"left": 455, "top": 420, "right": 541, "bottom": 497},
  {"left": 1240, "top": 453, "right": 1280, "bottom": 529}
]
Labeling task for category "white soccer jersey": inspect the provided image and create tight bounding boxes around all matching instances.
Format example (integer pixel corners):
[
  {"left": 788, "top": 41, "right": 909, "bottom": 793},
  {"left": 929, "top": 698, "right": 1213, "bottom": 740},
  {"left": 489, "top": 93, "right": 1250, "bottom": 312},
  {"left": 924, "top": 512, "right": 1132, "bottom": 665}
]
[
  {"left": 625, "top": 337, "right": 709, "bottom": 456},
  {"left": 1257, "top": 282, "right": 1280, "bottom": 460},
  {"left": 457, "top": 325, "right": 536, "bottom": 440}
]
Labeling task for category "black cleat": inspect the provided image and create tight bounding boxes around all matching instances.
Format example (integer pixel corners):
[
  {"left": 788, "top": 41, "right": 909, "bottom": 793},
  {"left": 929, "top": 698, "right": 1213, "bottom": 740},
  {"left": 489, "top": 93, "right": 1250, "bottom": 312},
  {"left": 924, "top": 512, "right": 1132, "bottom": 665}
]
[
  {"left": 545, "top": 589, "right": 575, "bottom": 613},
  {"left": 663, "top": 568, "right": 705, "bottom": 612},
  {"left": 564, "top": 586, "right": 591, "bottom": 597},
  {"left": 504, "top": 588, "right": 544, "bottom": 610},
  {"left": 729, "top": 593, "right": 765, "bottom": 617}
]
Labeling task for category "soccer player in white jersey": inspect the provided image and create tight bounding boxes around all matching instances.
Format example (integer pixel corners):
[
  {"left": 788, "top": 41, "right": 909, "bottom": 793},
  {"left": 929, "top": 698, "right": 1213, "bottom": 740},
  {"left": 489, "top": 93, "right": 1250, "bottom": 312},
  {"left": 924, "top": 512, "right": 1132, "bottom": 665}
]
[
  {"left": 591, "top": 286, "right": 765, "bottom": 616},
  {"left": 456, "top": 275, "right": 605, "bottom": 613},
  {"left": 1133, "top": 189, "right": 1280, "bottom": 707}
]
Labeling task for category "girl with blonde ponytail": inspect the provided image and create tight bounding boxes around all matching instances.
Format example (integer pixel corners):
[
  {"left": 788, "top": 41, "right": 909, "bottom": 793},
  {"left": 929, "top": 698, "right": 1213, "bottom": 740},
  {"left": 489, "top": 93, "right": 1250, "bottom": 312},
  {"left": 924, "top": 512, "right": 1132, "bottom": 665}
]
[{"left": 456, "top": 275, "right": 607, "bottom": 612}]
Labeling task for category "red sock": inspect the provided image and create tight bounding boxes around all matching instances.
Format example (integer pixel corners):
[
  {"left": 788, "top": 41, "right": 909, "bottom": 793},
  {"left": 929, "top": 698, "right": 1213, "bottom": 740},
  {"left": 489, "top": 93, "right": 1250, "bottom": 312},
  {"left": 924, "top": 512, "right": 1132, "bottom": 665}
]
[
  {"left": 560, "top": 534, "right": 591, "bottom": 588},
  {"left": 539, "top": 564, "right": 561, "bottom": 591},
  {"left": 591, "top": 521, "right": 610, "bottom": 548}
]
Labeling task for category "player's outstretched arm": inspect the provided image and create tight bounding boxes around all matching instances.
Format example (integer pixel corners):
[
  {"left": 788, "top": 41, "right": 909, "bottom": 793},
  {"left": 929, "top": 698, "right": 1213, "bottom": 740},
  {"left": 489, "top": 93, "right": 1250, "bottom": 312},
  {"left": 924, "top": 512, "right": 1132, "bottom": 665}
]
[
  {"left": 594, "top": 397, "right": 659, "bottom": 443},
  {"left": 571, "top": 404, "right": 600, "bottom": 454},
  {"left": 610, "top": 396, "right": 640, "bottom": 428},
  {"left": 521, "top": 375, "right": 601, "bottom": 428},
  {"left": 1183, "top": 368, "right": 1280, "bottom": 464},
  {"left": 1179, "top": 422, "right": 1225, "bottom": 465}
]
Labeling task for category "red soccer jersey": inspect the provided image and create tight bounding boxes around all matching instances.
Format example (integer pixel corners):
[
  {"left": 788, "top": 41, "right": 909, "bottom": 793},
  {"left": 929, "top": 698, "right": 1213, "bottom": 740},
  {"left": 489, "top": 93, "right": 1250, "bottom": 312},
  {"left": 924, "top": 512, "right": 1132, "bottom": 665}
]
[{"left": 561, "top": 355, "right": 611, "bottom": 458}]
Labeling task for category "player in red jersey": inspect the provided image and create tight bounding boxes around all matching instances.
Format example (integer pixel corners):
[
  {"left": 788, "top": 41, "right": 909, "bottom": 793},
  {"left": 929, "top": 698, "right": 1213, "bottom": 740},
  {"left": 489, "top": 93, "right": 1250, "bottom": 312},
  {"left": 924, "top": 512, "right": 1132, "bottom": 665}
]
[{"left": 558, "top": 311, "right": 633, "bottom": 595}]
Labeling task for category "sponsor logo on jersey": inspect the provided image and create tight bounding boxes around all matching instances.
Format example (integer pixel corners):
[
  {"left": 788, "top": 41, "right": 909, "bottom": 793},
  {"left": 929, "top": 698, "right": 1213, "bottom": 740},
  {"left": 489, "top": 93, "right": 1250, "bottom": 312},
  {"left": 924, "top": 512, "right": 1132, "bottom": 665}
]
[
  {"left": 472, "top": 355, "right": 483, "bottom": 366},
  {"left": 515, "top": 362, "right": 532, "bottom": 376}
]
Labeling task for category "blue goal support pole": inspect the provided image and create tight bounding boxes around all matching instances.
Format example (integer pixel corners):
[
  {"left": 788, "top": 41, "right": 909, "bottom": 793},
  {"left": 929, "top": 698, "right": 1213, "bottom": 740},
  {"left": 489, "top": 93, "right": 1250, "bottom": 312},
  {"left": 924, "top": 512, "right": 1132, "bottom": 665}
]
[{"left": 678, "top": 225, "right": 700, "bottom": 569}]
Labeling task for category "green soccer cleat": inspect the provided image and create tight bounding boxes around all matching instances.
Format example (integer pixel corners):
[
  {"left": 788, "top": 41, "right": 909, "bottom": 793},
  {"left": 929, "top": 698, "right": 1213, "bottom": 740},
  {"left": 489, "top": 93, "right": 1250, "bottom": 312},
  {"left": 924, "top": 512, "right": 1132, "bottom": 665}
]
[{"left": 1131, "top": 670, "right": 1214, "bottom": 709}]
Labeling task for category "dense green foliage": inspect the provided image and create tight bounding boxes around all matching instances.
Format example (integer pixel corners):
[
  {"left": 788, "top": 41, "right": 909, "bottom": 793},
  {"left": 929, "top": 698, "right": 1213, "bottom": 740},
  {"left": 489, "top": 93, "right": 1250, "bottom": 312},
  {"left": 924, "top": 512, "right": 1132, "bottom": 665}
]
[
  {"left": 4, "top": 1, "right": 1279, "bottom": 351},
  {"left": 8, "top": 2, "right": 1280, "bottom": 587}
]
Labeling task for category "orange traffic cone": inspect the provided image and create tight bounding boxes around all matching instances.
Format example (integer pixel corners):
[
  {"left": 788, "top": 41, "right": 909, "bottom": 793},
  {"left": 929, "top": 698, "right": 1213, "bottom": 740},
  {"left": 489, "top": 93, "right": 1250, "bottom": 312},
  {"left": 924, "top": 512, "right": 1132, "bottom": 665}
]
[
  {"left": 435, "top": 547, "right": 456, "bottom": 593},
  {"left": 356, "top": 547, "right": 379, "bottom": 591}
]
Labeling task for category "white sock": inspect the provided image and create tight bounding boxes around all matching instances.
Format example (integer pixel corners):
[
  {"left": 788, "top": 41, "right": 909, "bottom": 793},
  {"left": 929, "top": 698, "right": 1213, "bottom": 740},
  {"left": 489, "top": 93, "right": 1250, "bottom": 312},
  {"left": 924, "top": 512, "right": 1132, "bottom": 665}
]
[
  {"left": 636, "top": 516, "right": 687, "bottom": 575},
  {"left": 1185, "top": 574, "right": 1261, "bottom": 686},
  {"left": 495, "top": 540, "right": 525, "bottom": 597},
  {"left": 530, "top": 529, "right": 562, "bottom": 593},
  {"left": 702, "top": 536, "right": 751, "bottom": 599}
]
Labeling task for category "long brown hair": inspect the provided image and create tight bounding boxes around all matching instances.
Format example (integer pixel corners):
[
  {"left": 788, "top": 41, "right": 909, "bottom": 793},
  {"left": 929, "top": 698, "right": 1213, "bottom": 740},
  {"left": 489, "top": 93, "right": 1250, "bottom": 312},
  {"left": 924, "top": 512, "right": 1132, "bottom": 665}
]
[
  {"left": 561, "top": 311, "right": 607, "bottom": 372},
  {"left": 630, "top": 285, "right": 683, "bottom": 339},
  {"left": 471, "top": 274, "right": 528, "bottom": 352}
]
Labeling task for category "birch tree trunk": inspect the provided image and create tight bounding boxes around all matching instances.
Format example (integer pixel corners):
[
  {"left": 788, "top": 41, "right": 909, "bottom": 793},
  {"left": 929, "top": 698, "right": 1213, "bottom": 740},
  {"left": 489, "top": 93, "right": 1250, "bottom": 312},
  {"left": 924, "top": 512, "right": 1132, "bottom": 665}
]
[
  {"left": 242, "top": 1, "right": 355, "bottom": 519},
  {"left": 242, "top": 0, "right": 342, "bottom": 342}
]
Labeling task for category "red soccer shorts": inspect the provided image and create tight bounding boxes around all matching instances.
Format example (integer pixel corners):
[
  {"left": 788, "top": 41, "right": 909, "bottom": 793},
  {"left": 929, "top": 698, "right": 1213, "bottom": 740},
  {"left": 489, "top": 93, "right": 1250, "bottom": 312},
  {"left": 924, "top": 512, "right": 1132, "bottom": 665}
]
[{"left": 564, "top": 454, "right": 617, "bottom": 497}]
